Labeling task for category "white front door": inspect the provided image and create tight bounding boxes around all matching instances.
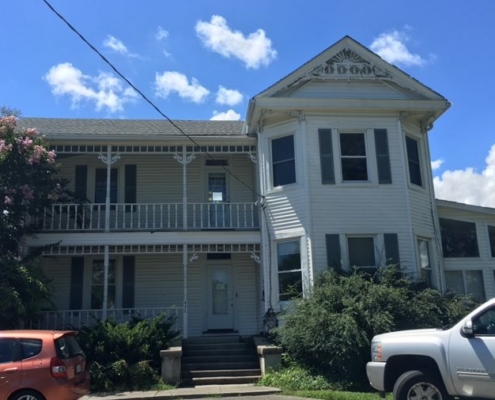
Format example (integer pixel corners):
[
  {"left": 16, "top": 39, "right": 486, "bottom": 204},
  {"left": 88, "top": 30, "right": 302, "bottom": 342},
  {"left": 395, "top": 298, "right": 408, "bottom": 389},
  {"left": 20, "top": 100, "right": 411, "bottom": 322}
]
[{"left": 207, "top": 266, "right": 234, "bottom": 330}]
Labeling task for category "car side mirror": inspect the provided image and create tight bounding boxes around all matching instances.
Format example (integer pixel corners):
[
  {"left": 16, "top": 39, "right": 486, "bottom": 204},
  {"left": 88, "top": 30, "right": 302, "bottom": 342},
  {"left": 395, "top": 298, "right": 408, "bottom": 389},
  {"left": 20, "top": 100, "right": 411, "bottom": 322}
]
[{"left": 462, "top": 319, "right": 474, "bottom": 338}]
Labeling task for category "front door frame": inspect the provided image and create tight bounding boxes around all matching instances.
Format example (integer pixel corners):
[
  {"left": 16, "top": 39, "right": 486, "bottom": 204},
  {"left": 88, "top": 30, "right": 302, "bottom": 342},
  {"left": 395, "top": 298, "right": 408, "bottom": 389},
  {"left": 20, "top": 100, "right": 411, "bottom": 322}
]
[{"left": 205, "top": 263, "right": 236, "bottom": 331}]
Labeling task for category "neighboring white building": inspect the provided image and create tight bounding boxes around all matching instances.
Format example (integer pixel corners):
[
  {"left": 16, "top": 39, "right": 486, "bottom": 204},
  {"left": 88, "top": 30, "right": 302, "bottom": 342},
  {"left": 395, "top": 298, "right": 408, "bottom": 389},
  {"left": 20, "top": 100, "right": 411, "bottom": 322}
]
[{"left": 21, "top": 36, "right": 495, "bottom": 337}]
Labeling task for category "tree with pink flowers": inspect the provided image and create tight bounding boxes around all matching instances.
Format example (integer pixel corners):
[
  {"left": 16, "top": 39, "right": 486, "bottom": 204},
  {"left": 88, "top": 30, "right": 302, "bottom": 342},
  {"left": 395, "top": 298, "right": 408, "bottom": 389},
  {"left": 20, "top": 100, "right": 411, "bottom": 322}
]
[{"left": 0, "top": 113, "right": 73, "bottom": 328}]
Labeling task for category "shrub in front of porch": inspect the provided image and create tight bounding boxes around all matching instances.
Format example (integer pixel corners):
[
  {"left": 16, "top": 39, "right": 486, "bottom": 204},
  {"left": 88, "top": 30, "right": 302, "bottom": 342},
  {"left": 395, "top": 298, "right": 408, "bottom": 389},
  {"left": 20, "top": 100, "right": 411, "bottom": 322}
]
[
  {"left": 272, "top": 266, "right": 478, "bottom": 390},
  {"left": 78, "top": 313, "right": 179, "bottom": 392}
]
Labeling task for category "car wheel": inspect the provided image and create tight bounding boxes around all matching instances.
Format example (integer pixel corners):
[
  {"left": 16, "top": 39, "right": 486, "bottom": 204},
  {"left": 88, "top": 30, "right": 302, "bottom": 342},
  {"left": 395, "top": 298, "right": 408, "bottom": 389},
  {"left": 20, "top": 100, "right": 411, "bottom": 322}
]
[
  {"left": 9, "top": 390, "right": 44, "bottom": 400},
  {"left": 393, "top": 370, "right": 451, "bottom": 400}
]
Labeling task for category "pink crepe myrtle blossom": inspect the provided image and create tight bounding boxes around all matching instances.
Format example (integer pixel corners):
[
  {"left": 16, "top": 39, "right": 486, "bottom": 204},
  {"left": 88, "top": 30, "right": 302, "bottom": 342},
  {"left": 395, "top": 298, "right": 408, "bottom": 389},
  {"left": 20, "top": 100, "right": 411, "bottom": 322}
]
[
  {"left": 4, "top": 196, "right": 14, "bottom": 206},
  {"left": 24, "top": 128, "right": 39, "bottom": 137},
  {"left": 21, "top": 185, "right": 34, "bottom": 201},
  {"left": 16, "top": 137, "right": 33, "bottom": 153},
  {"left": 0, "top": 139, "right": 13, "bottom": 154},
  {"left": 47, "top": 150, "right": 56, "bottom": 163},
  {"left": 27, "top": 145, "right": 45, "bottom": 164},
  {"left": 0, "top": 116, "right": 18, "bottom": 128}
]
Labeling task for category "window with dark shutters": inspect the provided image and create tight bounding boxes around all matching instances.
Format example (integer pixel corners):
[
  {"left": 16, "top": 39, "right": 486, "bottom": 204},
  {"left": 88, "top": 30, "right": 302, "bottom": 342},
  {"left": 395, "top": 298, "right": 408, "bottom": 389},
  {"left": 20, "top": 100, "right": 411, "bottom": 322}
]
[
  {"left": 374, "top": 129, "right": 392, "bottom": 184},
  {"left": 74, "top": 165, "right": 88, "bottom": 201},
  {"left": 325, "top": 234, "right": 341, "bottom": 268},
  {"left": 319, "top": 129, "right": 335, "bottom": 184},
  {"left": 125, "top": 165, "right": 137, "bottom": 212},
  {"left": 384, "top": 233, "right": 400, "bottom": 265}
]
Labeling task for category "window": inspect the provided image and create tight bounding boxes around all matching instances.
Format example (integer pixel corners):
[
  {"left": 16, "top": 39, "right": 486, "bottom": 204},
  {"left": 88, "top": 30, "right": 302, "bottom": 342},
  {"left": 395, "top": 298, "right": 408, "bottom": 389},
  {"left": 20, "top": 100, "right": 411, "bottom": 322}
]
[
  {"left": 445, "top": 270, "right": 485, "bottom": 302},
  {"left": 488, "top": 225, "right": 495, "bottom": 257},
  {"left": 348, "top": 237, "right": 375, "bottom": 268},
  {"left": 418, "top": 239, "right": 432, "bottom": 286},
  {"left": 406, "top": 137, "right": 422, "bottom": 186},
  {"left": 440, "top": 218, "right": 479, "bottom": 257},
  {"left": 95, "top": 168, "right": 118, "bottom": 203},
  {"left": 272, "top": 135, "right": 296, "bottom": 187},
  {"left": 20, "top": 339, "right": 42, "bottom": 360},
  {"left": 0, "top": 338, "right": 17, "bottom": 364},
  {"left": 277, "top": 241, "right": 302, "bottom": 301},
  {"left": 473, "top": 306, "right": 495, "bottom": 335},
  {"left": 340, "top": 133, "right": 368, "bottom": 181},
  {"left": 91, "top": 260, "right": 116, "bottom": 309}
]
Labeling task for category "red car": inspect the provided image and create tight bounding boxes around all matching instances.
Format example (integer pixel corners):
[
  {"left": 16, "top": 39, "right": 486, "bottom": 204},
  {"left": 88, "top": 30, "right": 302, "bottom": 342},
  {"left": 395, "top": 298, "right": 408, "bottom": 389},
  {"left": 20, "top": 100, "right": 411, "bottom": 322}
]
[{"left": 0, "top": 330, "right": 90, "bottom": 400}]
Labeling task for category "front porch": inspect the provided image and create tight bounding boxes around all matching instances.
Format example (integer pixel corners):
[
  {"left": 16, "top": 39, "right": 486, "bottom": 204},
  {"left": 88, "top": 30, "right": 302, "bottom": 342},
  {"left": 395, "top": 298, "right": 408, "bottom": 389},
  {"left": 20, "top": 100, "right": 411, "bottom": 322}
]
[{"left": 35, "top": 241, "right": 263, "bottom": 338}]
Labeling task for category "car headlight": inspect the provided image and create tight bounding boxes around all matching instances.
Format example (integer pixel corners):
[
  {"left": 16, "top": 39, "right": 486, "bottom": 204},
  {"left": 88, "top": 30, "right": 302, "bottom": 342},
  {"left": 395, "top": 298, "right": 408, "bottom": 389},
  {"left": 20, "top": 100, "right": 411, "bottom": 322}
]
[{"left": 371, "top": 341, "right": 382, "bottom": 362}]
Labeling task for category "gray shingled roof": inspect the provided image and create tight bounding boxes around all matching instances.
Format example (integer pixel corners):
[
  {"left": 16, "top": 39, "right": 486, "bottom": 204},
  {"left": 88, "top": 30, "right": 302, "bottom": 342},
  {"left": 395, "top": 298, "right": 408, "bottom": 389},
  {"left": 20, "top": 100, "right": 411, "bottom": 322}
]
[{"left": 18, "top": 118, "right": 246, "bottom": 138}]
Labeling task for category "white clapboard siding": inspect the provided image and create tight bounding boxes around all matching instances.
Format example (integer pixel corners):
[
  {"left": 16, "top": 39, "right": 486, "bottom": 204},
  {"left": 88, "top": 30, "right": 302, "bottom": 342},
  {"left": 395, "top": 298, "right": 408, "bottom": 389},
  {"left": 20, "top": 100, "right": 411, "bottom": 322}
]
[
  {"left": 287, "top": 80, "right": 419, "bottom": 100},
  {"left": 234, "top": 254, "right": 261, "bottom": 334},
  {"left": 42, "top": 257, "right": 72, "bottom": 310},
  {"left": 55, "top": 153, "right": 255, "bottom": 204},
  {"left": 305, "top": 116, "right": 415, "bottom": 274}
]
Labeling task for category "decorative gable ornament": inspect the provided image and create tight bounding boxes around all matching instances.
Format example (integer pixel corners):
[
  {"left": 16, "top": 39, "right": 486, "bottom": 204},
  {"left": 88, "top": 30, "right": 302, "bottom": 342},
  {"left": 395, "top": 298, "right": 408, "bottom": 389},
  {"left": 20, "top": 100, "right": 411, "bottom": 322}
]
[{"left": 307, "top": 47, "right": 392, "bottom": 80}]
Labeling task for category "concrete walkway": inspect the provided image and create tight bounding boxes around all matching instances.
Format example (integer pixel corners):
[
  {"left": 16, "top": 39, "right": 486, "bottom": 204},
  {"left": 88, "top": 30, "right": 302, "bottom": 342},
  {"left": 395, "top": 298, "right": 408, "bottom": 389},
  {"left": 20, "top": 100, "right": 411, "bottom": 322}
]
[{"left": 82, "top": 384, "right": 282, "bottom": 399}]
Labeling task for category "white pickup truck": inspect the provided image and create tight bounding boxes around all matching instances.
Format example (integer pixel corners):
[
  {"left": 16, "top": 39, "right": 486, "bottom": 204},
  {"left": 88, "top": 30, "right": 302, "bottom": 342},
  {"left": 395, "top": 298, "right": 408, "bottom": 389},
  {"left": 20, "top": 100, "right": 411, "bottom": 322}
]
[{"left": 366, "top": 297, "right": 495, "bottom": 400}]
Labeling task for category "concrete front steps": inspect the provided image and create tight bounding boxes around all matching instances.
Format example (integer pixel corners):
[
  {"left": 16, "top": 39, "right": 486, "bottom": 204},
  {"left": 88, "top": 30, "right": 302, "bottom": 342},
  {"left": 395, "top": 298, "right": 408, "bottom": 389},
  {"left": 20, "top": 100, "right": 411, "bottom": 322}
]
[{"left": 181, "top": 335, "right": 261, "bottom": 386}]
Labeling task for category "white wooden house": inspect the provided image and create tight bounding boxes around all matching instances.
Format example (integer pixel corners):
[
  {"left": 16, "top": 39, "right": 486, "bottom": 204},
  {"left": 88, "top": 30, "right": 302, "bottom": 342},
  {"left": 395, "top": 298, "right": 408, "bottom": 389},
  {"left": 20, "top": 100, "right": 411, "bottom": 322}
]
[{"left": 21, "top": 36, "right": 495, "bottom": 337}]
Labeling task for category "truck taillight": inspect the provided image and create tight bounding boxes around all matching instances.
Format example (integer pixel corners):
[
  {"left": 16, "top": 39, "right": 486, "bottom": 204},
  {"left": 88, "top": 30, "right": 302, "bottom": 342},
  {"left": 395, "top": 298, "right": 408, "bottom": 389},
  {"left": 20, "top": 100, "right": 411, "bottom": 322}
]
[{"left": 50, "top": 357, "right": 68, "bottom": 379}]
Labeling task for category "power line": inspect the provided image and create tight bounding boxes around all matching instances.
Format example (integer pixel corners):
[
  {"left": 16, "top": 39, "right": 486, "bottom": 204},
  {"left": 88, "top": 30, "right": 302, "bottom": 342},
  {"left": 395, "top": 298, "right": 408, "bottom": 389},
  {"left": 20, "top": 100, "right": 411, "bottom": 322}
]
[{"left": 41, "top": 0, "right": 263, "bottom": 200}]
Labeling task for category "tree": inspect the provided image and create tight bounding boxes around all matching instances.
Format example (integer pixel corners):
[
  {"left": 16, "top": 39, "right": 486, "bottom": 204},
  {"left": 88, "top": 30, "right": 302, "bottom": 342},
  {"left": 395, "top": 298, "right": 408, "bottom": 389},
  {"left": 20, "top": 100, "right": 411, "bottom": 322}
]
[{"left": 0, "top": 115, "right": 72, "bottom": 328}]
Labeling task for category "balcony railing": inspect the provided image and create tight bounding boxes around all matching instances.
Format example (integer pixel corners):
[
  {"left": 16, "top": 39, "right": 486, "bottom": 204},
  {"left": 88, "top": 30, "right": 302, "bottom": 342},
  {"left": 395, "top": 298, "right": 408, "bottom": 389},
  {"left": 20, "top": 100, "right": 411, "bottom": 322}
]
[
  {"left": 40, "top": 202, "right": 259, "bottom": 231},
  {"left": 30, "top": 307, "right": 183, "bottom": 331}
]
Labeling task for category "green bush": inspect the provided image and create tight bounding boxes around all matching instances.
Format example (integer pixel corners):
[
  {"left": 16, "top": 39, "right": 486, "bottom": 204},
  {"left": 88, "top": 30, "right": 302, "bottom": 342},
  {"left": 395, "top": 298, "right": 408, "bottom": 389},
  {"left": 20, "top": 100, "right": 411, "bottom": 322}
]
[
  {"left": 273, "top": 266, "right": 477, "bottom": 390},
  {"left": 78, "top": 314, "right": 179, "bottom": 392}
]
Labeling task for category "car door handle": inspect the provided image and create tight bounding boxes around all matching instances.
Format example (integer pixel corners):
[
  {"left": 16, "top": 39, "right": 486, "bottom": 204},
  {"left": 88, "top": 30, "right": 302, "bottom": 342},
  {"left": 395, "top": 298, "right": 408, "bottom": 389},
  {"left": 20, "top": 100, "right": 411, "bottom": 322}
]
[{"left": 4, "top": 367, "right": 18, "bottom": 373}]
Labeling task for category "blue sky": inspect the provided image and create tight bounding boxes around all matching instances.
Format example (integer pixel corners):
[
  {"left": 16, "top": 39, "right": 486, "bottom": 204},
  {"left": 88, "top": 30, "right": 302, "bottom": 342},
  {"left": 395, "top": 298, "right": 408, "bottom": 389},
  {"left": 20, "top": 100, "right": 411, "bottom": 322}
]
[{"left": 2, "top": 0, "right": 495, "bottom": 206}]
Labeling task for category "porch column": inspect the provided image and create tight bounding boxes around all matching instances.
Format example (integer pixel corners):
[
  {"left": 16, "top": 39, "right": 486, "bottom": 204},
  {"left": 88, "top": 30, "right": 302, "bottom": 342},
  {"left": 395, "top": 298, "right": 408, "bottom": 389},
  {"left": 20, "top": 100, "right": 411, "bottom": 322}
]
[
  {"left": 173, "top": 147, "right": 195, "bottom": 231},
  {"left": 97, "top": 145, "right": 120, "bottom": 320}
]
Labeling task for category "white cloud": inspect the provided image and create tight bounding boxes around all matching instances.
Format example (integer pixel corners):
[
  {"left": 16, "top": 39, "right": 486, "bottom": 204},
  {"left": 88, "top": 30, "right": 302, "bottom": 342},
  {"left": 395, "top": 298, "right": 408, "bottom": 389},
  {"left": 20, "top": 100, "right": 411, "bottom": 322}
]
[
  {"left": 216, "top": 86, "right": 243, "bottom": 106},
  {"left": 210, "top": 109, "right": 241, "bottom": 121},
  {"left": 103, "top": 35, "right": 140, "bottom": 58},
  {"left": 155, "top": 71, "right": 209, "bottom": 103},
  {"left": 431, "top": 159, "right": 444, "bottom": 171},
  {"left": 195, "top": 15, "right": 277, "bottom": 69},
  {"left": 156, "top": 26, "right": 169, "bottom": 41},
  {"left": 370, "top": 30, "right": 426, "bottom": 67},
  {"left": 433, "top": 144, "right": 495, "bottom": 207},
  {"left": 44, "top": 63, "right": 137, "bottom": 113}
]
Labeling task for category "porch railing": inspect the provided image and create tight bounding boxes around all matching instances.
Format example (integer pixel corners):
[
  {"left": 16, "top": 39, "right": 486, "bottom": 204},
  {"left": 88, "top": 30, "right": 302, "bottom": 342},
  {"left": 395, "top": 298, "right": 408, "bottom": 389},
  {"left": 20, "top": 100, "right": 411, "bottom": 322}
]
[
  {"left": 40, "top": 202, "right": 259, "bottom": 231},
  {"left": 31, "top": 307, "right": 183, "bottom": 331}
]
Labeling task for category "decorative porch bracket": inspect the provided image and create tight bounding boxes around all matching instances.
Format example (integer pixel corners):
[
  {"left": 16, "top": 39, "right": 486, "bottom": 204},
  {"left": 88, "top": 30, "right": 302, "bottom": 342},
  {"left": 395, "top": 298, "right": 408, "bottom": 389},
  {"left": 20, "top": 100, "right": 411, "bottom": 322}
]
[{"left": 173, "top": 149, "right": 196, "bottom": 232}]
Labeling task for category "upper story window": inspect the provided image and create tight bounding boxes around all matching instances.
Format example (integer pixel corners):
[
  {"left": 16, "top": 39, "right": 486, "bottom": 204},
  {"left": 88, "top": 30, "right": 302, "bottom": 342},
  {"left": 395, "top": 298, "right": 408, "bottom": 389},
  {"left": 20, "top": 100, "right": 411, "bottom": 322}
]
[
  {"left": 340, "top": 133, "right": 368, "bottom": 181},
  {"left": 277, "top": 240, "right": 302, "bottom": 301},
  {"left": 271, "top": 135, "right": 295, "bottom": 187},
  {"left": 406, "top": 137, "right": 422, "bottom": 186},
  {"left": 440, "top": 218, "right": 479, "bottom": 258},
  {"left": 488, "top": 225, "right": 495, "bottom": 257}
]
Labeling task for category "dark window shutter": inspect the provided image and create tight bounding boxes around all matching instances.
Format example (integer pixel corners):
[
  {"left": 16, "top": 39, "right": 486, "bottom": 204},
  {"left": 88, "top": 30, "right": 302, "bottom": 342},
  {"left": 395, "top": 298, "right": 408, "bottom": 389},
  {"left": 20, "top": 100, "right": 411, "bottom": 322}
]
[
  {"left": 74, "top": 166, "right": 88, "bottom": 201},
  {"left": 122, "top": 256, "right": 135, "bottom": 309},
  {"left": 374, "top": 129, "right": 392, "bottom": 184},
  {"left": 384, "top": 234, "right": 400, "bottom": 265},
  {"left": 325, "top": 234, "right": 341, "bottom": 268},
  {"left": 319, "top": 129, "right": 335, "bottom": 184},
  {"left": 125, "top": 165, "right": 137, "bottom": 204},
  {"left": 70, "top": 257, "right": 84, "bottom": 310}
]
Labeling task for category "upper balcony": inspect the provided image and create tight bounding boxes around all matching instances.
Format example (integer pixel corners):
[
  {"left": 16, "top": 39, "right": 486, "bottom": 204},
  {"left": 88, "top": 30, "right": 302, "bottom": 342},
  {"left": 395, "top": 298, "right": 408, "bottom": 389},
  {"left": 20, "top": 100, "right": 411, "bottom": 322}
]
[{"left": 40, "top": 202, "right": 259, "bottom": 231}]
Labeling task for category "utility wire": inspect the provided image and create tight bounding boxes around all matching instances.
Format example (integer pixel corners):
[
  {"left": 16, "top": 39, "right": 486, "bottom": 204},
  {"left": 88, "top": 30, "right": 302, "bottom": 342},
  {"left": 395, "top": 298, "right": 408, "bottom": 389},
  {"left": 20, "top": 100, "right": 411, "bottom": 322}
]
[{"left": 41, "top": 0, "right": 264, "bottom": 200}]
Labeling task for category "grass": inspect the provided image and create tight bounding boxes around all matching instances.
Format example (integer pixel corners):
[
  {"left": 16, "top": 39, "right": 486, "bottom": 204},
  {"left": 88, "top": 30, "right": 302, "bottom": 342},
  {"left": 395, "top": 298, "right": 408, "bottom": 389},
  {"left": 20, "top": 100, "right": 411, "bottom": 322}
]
[{"left": 279, "top": 390, "right": 392, "bottom": 400}]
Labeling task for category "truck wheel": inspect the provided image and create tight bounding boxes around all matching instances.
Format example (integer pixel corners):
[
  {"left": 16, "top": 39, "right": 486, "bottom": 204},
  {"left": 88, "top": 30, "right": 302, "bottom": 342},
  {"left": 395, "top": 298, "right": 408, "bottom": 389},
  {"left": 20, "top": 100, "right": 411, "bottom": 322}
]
[{"left": 393, "top": 370, "right": 451, "bottom": 400}]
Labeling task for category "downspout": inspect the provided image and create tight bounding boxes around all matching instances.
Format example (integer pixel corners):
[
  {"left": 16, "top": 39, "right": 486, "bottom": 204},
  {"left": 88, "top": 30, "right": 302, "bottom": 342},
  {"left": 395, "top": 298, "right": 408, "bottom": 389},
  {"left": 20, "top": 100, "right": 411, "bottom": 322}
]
[
  {"left": 397, "top": 115, "right": 419, "bottom": 273},
  {"left": 183, "top": 246, "right": 188, "bottom": 338},
  {"left": 422, "top": 122, "right": 445, "bottom": 291},
  {"left": 182, "top": 146, "right": 188, "bottom": 338},
  {"left": 299, "top": 112, "right": 314, "bottom": 290}
]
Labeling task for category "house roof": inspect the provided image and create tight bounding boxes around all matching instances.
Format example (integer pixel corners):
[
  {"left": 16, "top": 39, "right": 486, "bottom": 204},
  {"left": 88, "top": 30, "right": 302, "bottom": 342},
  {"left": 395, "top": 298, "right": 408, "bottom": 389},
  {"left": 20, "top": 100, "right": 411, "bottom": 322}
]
[
  {"left": 436, "top": 199, "right": 495, "bottom": 217},
  {"left": 18, "top": 118, "right": 246, "bottom": 140},
  {"left": 246, "top": 35, "right": 451, "bottom": 129}
]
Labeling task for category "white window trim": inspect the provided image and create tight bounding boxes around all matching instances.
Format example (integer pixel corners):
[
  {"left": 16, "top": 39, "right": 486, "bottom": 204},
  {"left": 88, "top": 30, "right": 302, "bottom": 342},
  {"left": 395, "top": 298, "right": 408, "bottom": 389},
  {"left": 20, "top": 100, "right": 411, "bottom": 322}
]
[
  {"left": 274, "top": 237, "right": 304, "bottom": 306},
  {"left": 83, "top": 256, "right": 123, "bottom": 310},
  {"left": 404, "top": 133, "right": 425, "bottom": 190},
  {"left": 269, "top": 133, "right": 297, "bottom": 190}
]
